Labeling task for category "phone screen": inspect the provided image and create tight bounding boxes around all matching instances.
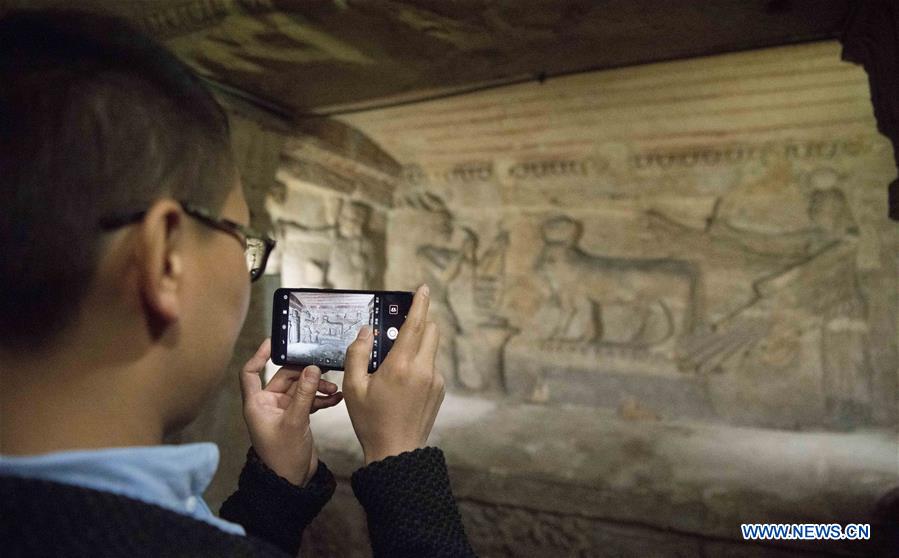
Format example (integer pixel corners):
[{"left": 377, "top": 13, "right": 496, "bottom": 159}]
[{"left": 271, "top": 288, "right": 413, "bottom": 372}]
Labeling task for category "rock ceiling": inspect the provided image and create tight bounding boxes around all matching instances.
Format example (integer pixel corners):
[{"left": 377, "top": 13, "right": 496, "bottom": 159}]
[{"left": 2, "top": 1, "right": 852, "bottom": 117}]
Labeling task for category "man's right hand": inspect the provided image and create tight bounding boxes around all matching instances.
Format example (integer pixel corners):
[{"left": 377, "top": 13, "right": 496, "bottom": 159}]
[{"left": 342, "top": 284, "right": 445, "bottom": 465}]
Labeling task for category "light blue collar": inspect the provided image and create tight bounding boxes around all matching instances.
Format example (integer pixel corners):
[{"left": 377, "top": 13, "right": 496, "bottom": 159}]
[{"left": 0, "top": 442, "right": 245, "bottom": 536}]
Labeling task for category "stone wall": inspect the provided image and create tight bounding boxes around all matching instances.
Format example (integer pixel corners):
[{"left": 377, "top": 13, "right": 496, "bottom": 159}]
[
  {"left": 296, "top": 41, "right": 898, "bottom": 557},
  {"left": 266, "top": 118, "right": 399, "bottom": 291},
  {"left": 337, "top": 40, "right": 898, "bottom": 431}
]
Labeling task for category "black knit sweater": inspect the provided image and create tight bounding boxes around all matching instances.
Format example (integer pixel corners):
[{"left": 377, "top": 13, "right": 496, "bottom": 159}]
[{"left": 0, "top": 446, "right": 476, "bottom": 557}]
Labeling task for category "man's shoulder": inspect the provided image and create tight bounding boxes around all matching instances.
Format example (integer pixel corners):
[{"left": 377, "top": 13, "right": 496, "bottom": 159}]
[{"left": 0, "top": 475, "right": 288, "bottom": 557}]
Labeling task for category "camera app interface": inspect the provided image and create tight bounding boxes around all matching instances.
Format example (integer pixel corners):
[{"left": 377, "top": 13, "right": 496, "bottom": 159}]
[
  {"left": 285, "top": 291, "right": 373, "bottom": 370},
  {"left": 275, "top": 289, "right": 411, "bottom": 371}
]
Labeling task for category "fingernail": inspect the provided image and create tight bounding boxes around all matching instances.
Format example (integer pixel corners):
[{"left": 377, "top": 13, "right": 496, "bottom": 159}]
[
  {"left": 420, "top": 284, "right": 430, "bottom": 297},
  {"left": 303, "top": 367, "right": 320, "bottom": 384},
  {"left": 358, "top": 325, "right": 371, "bottom": 339}
]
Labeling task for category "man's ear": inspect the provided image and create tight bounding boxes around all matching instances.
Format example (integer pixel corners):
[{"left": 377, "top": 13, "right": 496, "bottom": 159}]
[{"left": 136, "top": 199, "right": 186, "bottom": 325}]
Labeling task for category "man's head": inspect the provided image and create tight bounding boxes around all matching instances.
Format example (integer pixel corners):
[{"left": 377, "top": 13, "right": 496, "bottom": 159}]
[{"left": 0, "top": 10, "right": 252, "bottom": 435}]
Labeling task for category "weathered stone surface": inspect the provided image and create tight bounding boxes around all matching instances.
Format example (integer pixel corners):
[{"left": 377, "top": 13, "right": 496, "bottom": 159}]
[
  {"left": 306, "top": 392, "right": 898, "bottom": 557},
  {"left": 290, "top": 43, "right": 899, "bottom": 555},
  {"left": 266, "top": 118, "right": 398, "bottom": 290},
  {"left": 271, "top": 192, "right": 383, "bottom": 287},
  {"left": 344, "top": 41, "right": 898, "bottom": 429},
  {"left": 0, "top": 1, "right": 852, "bottom": 114},
  {"left": 279, "top": 140, "right": 397, "bottom": 208}
]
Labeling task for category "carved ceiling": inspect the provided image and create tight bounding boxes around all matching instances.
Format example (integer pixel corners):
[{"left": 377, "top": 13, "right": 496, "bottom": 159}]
[{"left": 2, "top": 1, "right": 852, "bottom": 117}]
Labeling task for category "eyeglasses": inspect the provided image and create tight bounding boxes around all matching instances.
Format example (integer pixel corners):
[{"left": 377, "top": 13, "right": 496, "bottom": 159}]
[{"left": 99, "top": 201, "right": 276, "bottom": 282}]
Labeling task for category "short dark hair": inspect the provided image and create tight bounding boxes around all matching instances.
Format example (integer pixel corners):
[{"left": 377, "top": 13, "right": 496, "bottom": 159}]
[{"left": 0, "top": 10, "right": 235, "bottom": 349}]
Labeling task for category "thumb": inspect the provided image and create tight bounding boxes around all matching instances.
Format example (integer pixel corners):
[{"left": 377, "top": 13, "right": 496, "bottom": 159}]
[
  {"left": 286, "top": 366, "right": 321, "bottom": 423},
  {"left": 343, "top": 325, "right": 373, "bottom": 392}
]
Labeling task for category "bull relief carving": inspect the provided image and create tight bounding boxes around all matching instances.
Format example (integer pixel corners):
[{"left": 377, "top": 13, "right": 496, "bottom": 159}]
[
  {"left": 531, "top": 216, "right": 700, "bottom": 351},
  {"left": 502, "top": 214, "right": 709, "bottom": 415}
]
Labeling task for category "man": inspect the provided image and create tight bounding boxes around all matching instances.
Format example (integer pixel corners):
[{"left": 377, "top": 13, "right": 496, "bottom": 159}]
[{"left": 0, "top": 10, "right": 475, "bottom": 557}]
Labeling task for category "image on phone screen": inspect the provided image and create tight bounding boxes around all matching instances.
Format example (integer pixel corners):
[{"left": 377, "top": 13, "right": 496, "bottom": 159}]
[{"left": 271, "top": 288, "right": 413, "bottom": 372}]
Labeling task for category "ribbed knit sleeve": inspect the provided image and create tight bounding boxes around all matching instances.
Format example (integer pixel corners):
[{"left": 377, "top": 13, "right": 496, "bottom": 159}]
[
  {"left": 220, "top": 447, "right": 336, "bottom": 557},
  {"left": 351, "top": 447, "right": 476, "bottom": 557}
]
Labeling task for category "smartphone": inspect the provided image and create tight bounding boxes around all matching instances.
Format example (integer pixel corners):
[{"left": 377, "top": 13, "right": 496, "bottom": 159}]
[{"left": 271, "top": 288, "right": 413, "bottom": 372}]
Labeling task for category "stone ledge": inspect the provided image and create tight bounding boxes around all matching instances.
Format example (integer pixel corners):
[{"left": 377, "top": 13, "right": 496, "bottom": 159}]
[{"left": 310, "top": 390, "right": 898, "bottom": 556}]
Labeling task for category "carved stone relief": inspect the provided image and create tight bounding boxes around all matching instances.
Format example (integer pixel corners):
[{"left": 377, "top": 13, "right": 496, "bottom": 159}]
[
  {"left": 384, "top": 146, "right": 895, "bottom": 428},
  {"left": 394, "top": 191, "right": 514, "bottom": 391},
  {"left": 274, "top": 195, "right": 385, "bottom": 291},
  {"left": 673, "top": 173, "right": 875, "bottom": 427},
  {"left": 530, "top": 215, "right": 699, "bottom": 348}
]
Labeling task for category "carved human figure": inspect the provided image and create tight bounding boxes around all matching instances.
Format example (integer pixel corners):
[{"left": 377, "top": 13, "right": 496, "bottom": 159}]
[
  {"left": 328, "top": 200, "right": 376, "bottom": 289},
  {"left": 276, "top": 199, "right": 380, "bottom": 290},
  {"left": 414, "top": 200, "right": 479, "bottom": 388},
  {"left": 408, "top": 191, "right": 512, "bottom": 390},
  {"left": 806, "top": 187, "right": 871, "bottom": 426},
  {"left": 706, "top": 168, "right": 858, "bottom": 258},
  {"left": 676, "top": 179, "right": 873, "bottom": 425}
]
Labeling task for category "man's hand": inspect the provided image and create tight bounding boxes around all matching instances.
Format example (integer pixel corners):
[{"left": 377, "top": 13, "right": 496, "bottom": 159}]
[
  {"left": 342, "top": 284, "right": 445, "bottom": 465},
  {"left": 239, "top": 339, "right": 343, "bottom": 486}
]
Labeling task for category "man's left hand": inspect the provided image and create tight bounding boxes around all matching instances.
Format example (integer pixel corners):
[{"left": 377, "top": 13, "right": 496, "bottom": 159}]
[{"left": 239, "top": 338, "right": 343, "bottom": 486}]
